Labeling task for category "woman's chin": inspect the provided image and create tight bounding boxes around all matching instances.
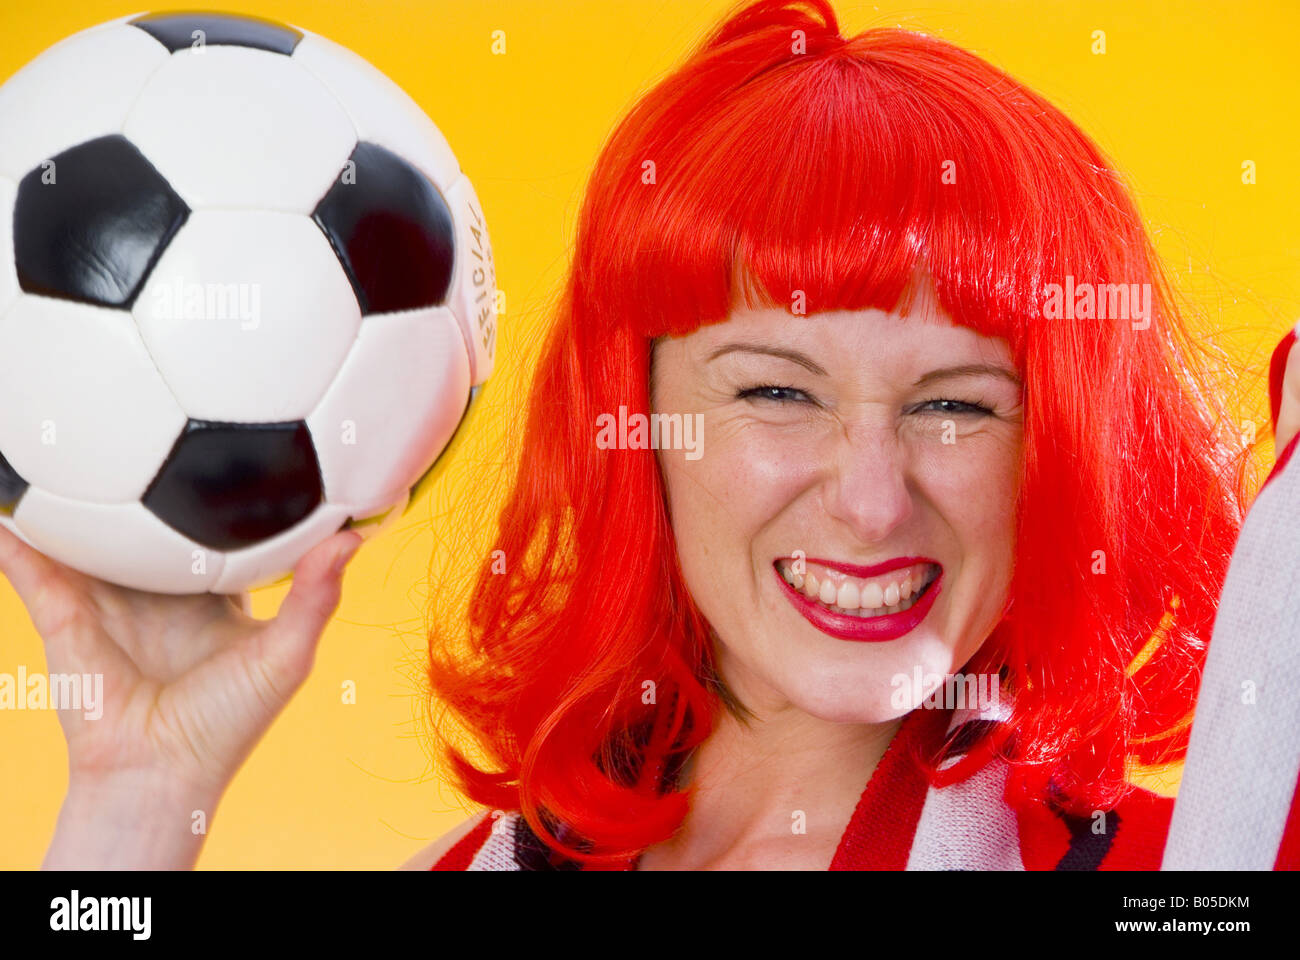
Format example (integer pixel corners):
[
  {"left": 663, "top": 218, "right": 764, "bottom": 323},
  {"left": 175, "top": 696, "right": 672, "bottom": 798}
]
[
  {"left": 777, "top": 692, "right": 918, "bottom": 725},
  {"left": 776, "top": 674, "right": 946, "bottom": 725},
  {"left": 765, "top": 632, "right": 967, "bottom": 723}
]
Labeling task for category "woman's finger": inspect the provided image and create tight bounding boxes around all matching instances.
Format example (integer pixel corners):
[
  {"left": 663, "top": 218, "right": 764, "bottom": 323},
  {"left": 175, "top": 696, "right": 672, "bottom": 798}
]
[
  {"left": 244, "top": 531, "right": 363, "bottom": 695},
  {"left": 1275, "top": 329, "right": 1300, "bottom": 466}
]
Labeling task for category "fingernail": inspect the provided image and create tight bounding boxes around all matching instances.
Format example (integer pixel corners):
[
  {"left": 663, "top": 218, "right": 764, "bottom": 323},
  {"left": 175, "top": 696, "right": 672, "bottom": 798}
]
[{"left": 334, "top": 539, "right": 362, "bottom": 574}]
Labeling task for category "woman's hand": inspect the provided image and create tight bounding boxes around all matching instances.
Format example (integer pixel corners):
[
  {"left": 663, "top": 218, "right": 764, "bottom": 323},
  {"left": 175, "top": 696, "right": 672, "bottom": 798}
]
[
  {"left": 0, "top": 524, "right": 363, "bottom": 868},
  {"left": 1275, "top": 333, "right": 1300, "bottom": 461}
]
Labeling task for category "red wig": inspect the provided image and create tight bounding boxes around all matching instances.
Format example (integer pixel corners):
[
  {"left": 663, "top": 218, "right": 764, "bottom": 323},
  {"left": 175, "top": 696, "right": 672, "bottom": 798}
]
[{"left": 425, "top": 0, "right": 1251, "bottom": 865}]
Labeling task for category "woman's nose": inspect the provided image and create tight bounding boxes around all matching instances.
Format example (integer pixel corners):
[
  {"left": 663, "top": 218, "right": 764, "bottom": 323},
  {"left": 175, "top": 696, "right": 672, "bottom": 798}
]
[{"left": 821, "top": 425, "right": 914, "bottom": 545}]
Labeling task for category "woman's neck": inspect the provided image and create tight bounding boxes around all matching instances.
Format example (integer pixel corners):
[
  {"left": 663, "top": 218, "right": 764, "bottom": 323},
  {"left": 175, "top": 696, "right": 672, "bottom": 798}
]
[{"left": 636, "top": 703, "right": 904, "bottom": 870}]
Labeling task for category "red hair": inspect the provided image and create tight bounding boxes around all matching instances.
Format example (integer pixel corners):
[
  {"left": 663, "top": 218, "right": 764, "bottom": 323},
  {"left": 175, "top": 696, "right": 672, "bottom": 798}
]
[{"left": 425, "top": 0, "right": 1251, "bottom": 865}]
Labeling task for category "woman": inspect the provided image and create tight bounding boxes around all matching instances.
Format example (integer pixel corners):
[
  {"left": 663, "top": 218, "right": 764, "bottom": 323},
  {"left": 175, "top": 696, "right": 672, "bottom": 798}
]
[{"left": 6, "top": 0, "right": 1295, "bottom": 870}]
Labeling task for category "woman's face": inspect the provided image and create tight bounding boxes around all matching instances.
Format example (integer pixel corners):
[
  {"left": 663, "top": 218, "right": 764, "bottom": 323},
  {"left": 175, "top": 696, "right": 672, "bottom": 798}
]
[{"left": 651, "top": 285, "right": 1023, "bottom": 723}]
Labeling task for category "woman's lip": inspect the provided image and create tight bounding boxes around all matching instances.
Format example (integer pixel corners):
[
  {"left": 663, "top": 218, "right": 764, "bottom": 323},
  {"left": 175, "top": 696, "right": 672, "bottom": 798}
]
[
  {"left": 773, "top": 565, "right": 944, "bottom": 642},
  {"left": 797, "top": 555, "right": 940, "bottom": 578}
]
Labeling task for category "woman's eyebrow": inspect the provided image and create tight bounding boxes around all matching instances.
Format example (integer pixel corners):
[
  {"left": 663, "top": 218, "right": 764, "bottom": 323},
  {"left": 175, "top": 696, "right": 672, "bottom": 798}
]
[
  {"left": 705, "top": 343, "right": 827, "bottom": 375},
  {"left": 913, "top": 363, "right": 1022, "bottom": 388}
]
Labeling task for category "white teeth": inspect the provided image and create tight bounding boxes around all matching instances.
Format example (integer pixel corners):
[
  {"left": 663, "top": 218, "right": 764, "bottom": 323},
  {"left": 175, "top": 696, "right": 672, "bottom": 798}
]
[
  {"left": 826, "top": 593, "right": 922, "bottom": 618},
  {"left": 781, "top": 560, "right": 938, "bottom": 618},
  {"left": 836, "top": 581, "right": 860, "bottom": 610},
  {"left": 861, "top": 581, "right": 885, "bottom": 608}
]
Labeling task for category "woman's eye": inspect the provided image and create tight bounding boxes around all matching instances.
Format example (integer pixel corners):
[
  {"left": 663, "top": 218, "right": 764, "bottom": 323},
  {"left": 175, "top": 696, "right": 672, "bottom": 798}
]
[
  {"left": 737, "top": 385, "right": 811, "bottom": 404},
  {"left": 917, "top": 398, "right": 993, "bottom": 416}
]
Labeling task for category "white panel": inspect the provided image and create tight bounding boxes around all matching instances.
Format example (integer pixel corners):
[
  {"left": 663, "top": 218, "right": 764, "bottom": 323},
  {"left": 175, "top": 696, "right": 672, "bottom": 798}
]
[
  {"left": 212, "top": 502, "right": 351, "bottom": 592},
  {"left": 443, "top": 175, "right": 497, "bottom": 385},
  {"left": 0, "top": 23, "right": 169, "bottom": 182},
  {"left": 123, "top": 46, "right": 355, "bottom": 213},
  {"left": 0, "top": 295, "right": 188, "bottom": 502},
  {"left": 133, "top": 210, "right": 361, "bottom": 422},
  {"left": 0, "top": 176, "right": 16, "bottom": 317},
  {"left": 291, "top": 31, "right": 460, "bottom": 194},
  {"left": 0, "top": 513, "right": 35, "bottom": 548},
  {"left": 306, "top": 306, "right": 470, "bottom": 506},
  {"left": 13, "top": 488, "right": 225, "bottom": 593}
]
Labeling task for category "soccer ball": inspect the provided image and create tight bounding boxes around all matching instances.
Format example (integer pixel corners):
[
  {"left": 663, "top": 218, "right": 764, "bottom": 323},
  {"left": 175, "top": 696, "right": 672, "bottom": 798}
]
[{"left": 0, "top": 12, "right": 496, "bottom": 594}]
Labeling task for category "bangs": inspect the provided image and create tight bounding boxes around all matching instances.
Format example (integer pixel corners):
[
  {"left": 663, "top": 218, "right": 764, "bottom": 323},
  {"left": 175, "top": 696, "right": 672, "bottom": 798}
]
[{"left": 581, "top": 29, "right": 1148, "bottom": 363}]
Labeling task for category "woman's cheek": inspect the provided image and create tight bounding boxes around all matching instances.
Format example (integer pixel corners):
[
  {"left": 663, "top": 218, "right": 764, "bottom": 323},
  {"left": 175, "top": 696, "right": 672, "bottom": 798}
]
[
  {"left": 687, "top": 417, "right": 822, "bottom": 519},
  {"left": 912, "top": 431, "right": 1020, "bottom": 653},
  {"left": 662, "top": 420, "right": 820, "bottom": 613},
  {"left": 912, "top": 429, "right": 1020, "bottom": 540}
]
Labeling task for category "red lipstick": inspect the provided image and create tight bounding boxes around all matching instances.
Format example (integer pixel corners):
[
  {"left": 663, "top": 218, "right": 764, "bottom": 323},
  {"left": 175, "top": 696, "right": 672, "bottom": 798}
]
[
  {"left": 773, "top": 559, "right": 943, "bottom": 642},
  {"left": 802, "top": 555, "right": 934, "bottom": 578}
]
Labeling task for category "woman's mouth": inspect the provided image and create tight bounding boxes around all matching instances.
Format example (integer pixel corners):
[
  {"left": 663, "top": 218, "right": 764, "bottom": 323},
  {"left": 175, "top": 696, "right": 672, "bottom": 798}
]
[{"left": 772, "top": 556, "right": 943, "bottom": 642}]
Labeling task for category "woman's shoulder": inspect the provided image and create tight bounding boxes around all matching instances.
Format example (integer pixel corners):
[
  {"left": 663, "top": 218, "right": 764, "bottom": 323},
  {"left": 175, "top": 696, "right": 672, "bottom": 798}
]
[{"left": 401, "top": 811, "right": 494, "bottom": 870}]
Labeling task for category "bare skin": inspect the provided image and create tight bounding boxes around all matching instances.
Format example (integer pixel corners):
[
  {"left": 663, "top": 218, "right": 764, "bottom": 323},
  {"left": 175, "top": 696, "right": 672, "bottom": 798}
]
[{"left": 636, "top": 290, "right": 1023, "bottom": 869}]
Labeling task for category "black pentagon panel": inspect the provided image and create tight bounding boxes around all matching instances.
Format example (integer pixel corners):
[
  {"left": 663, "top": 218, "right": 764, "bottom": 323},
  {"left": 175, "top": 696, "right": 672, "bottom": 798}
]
[
  {"left": 405, "top": 384, "right": 479, "bottom": 513},
  {"left": 142, "top": 420, "right": 323, "bottom": 551},
  {"left": 0, "top": 449, "right": 29, "bottom": 516},
  {"left": 14, "top": 135, "right": 189, "bottom": 309},
  {"left": 129, "top": 12, "right": 303, "bottom": 55},
  {"left": 312, "top": 141, "right": 455, "bottom": 315}
]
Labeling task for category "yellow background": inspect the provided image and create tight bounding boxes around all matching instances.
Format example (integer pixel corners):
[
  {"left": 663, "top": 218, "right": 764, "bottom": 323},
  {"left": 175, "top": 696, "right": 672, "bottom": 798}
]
[{"left": 2, "top": 0, "right": 1297, "bottom": 868}]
